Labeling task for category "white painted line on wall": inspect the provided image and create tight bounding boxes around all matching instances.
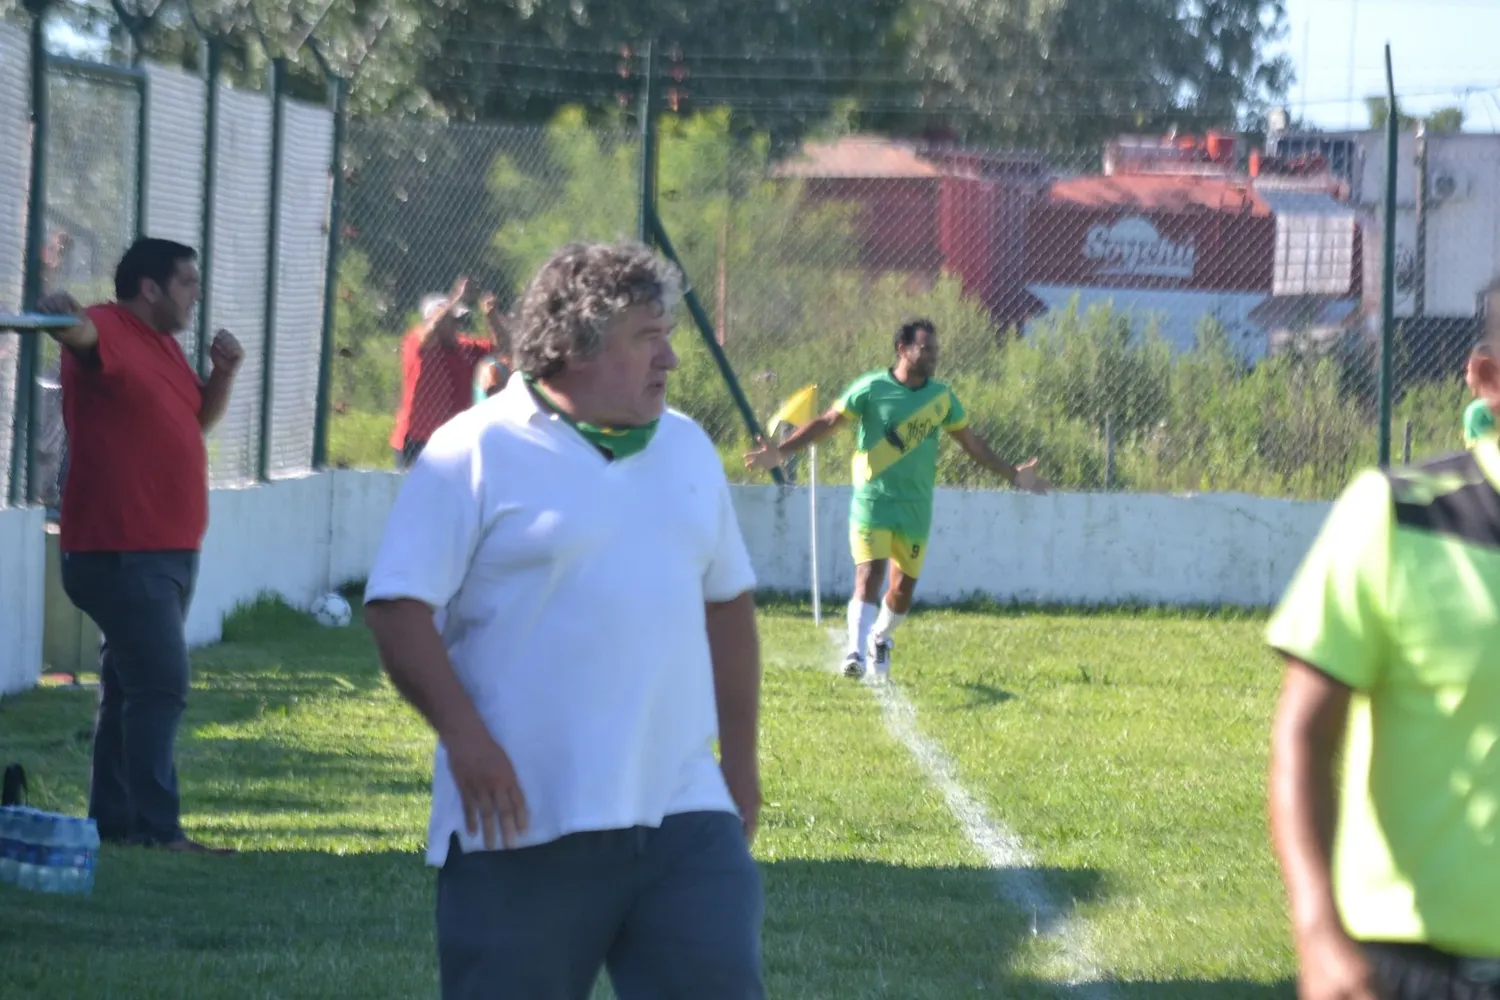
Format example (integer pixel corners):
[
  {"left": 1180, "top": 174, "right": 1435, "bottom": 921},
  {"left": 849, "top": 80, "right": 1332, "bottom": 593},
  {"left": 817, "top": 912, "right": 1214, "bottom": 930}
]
[{"left": 826, "top": 628, "right": 1112, "bottom": 996}]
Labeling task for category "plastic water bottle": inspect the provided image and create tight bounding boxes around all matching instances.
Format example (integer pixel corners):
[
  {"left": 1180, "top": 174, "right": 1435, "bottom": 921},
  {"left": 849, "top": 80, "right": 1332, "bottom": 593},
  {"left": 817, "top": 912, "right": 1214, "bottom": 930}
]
[
  {"left": 0, "top": 806, "right": 20, "bottom": 885},
  {"left": 2, "top": 808, "right": 98, "bottom": 895},
  {"left": 13, "top": 808, "right": 43, "bottom": 891},
  {"left": 56, "top": 816, "right": 99, "bottom": 895}
]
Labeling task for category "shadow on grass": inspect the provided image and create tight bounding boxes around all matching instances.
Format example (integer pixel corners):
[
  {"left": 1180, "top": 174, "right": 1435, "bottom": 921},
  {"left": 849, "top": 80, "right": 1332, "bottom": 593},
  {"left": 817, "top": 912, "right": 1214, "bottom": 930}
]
[
  {"left": 1089, "top": 982, "right": 1294, "bottom": 999},
  {"left": 0, "top": 850, "right": 1292, "bottom": 1000}
]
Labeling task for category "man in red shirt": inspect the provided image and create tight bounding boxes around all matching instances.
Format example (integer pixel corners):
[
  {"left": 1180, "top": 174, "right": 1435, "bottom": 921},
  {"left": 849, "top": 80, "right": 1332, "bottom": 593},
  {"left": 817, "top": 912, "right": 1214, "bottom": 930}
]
[
  {"left": 37, "top": 237, "right": 243, "bottom": 855},
  {"left": 389, "top": 277, "right": 497, "bottom": 469}
]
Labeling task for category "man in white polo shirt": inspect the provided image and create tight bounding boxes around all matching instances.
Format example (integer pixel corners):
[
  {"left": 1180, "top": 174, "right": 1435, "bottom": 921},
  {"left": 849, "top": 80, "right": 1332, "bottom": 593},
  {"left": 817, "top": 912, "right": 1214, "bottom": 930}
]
[{"left": 362, "top": 240, "right": 766, "bottom": 1000}]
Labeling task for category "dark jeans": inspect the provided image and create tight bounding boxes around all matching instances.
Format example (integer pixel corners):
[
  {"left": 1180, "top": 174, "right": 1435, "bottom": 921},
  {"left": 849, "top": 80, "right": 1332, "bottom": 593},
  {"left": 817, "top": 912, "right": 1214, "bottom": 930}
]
[
  {"left": 1366, "top": 942, "right": 1500, "bottom": 999},
  {"left": 436, "top": 809, "right": 765, "bottom": 1000},
  {"left": 60, "top": 550, "right": 199, "bottom": 846}
]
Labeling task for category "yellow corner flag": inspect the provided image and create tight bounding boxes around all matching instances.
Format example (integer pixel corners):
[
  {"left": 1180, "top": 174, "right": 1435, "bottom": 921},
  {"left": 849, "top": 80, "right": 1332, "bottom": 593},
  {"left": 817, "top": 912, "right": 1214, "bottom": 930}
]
[{"left": 767, "top": 383, "right": 818, "bottom": 437}]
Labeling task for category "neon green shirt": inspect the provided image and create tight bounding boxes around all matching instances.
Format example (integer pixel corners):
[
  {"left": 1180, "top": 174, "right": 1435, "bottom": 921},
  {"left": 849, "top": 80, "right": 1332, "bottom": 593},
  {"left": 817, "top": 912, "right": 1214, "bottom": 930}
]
[
  {"left": 833, "top": 369, "right": 968, "bottom": 540},
  {"left": 1464, "top": 398, "right": 1495, "bottom": 447},
  {"left": 1265, "top": 439, "right": 1500, "bottom": 957}
]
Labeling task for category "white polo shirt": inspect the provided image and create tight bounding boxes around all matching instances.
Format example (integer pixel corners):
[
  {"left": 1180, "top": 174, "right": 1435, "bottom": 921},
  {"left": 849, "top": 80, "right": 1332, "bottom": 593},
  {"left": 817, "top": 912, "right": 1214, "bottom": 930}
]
[{"left": 363, "top": 376, "right": 757, "bottom": 866}]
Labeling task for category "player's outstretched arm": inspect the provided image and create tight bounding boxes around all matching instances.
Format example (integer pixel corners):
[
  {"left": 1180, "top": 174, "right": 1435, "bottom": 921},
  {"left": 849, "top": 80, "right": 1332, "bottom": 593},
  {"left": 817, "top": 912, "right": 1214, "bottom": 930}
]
[
  {"left": 744, "top": 406, "right": 847, "bottom": 471},
  {"left": 947, "top": 425, "right": 1049, "bottom": 493}
]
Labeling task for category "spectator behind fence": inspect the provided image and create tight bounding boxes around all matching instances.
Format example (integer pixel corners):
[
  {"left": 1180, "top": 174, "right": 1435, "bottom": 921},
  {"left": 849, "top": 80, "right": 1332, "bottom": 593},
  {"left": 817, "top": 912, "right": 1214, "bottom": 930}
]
[
  {"left": 363, "top": 240, "right": 767, "bottom": 999},
  {"left": 472, "top": 292, "right": 512, "bottom": 404},
  {"left": 38, "top": 236, "right": 242, "bottom": 855},
  {"left": 389, "top": 277, "right": 497, "bottom": 469}
]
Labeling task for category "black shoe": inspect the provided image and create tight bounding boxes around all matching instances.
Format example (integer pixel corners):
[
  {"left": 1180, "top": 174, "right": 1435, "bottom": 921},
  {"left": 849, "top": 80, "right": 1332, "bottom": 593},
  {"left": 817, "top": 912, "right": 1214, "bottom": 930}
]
[
  {"left": 870, "top": 637, "right": 894, "bottom": 678},
  {"left": 842, "top": 652, "right": 865, "bottom": 678}
]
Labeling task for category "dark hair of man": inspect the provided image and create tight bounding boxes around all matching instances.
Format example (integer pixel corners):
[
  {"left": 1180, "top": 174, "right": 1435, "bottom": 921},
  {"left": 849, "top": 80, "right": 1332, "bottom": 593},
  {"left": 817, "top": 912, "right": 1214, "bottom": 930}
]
[
  {"left": 114, "top": 238, "right": 197, "bottom": 302},
  {"left": 894, "top": 318, "right": 935, "bottom": 353}
]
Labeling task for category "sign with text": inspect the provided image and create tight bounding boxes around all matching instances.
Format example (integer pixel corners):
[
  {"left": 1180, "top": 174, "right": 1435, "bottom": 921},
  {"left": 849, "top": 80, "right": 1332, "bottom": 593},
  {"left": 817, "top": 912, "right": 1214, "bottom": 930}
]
[{"left": 1083, "top": 217, "right": 1198, "bottom": 280}]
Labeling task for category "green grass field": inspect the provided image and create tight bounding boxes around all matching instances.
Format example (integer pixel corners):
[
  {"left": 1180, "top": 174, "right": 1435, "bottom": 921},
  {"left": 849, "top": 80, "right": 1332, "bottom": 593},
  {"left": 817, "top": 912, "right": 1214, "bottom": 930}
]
[{"left": 0, "top": 597, "right": 1297, "bottom": 999}]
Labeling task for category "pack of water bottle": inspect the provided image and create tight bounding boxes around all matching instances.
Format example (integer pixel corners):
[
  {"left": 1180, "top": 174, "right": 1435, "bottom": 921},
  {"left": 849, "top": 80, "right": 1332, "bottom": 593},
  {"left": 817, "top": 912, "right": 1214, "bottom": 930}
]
[{"left": 0, "top": 805, "right": 100, "bottom": 895}]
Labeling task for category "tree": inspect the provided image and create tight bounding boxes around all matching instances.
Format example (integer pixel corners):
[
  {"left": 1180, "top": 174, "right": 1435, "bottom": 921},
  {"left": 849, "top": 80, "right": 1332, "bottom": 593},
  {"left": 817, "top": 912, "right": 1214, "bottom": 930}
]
[
  {"left": 888, "top": 0, "right": 1293, "bottom": 146},
  {"left": 1366, "top": 98, "right": 1464, "bottom": 134}
]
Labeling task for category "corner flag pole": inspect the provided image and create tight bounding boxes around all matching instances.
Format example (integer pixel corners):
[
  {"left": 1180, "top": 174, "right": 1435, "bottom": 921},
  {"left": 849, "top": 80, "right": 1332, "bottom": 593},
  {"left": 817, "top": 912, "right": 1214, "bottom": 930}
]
[
  {"left": 809, "top": 442, "right": 821, "bottom": 625},
  {"left": 766, "top": 382, "right": 821, "bottom": 624}
]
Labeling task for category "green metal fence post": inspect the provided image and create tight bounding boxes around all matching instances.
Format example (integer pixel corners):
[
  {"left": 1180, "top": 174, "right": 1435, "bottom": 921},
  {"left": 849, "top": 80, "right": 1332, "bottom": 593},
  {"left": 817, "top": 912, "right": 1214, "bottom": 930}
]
[
  {"left": 108, "top": 0, "right": 150, "bottom": 236},
  {"left": 637, "top": 40, "right": 656, "bottom": 245},
  {"left": 311, "top": 72, "right": 346, "bottom": 469},
  {"left": 130, "top": 33, "right": 148, "bottom": 236},
  {"left": 1379, "top": 44, "right": 1398, "bottom": 468},
  {"left": 196, "top": 36, "right": 221, "bottom": 377},
  {"left": 258, "top": 57, "right": 287, "bottom": 482},
  {"left": 11, "top": 0, "right": 50, "bottom": 506},
  {"left": 646, "top": 209, "right": 784, "bottom": 487}
]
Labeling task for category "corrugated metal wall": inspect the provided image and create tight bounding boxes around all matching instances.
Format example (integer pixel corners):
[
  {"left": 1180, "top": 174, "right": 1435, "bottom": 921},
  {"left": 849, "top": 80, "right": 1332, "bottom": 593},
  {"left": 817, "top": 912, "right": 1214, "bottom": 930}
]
[
  {"left": 0, "top": 24, "right": 31, "bottom": 503},
  {"left": 144, "top": 63, "right": 206, "bottom": 368},
  {"left": 269, "top": 99, "right": 333, "bottom": 478},
  {"left": 0, "top": 43, "right": 335, "bottom": 504},
  {"left": 206, "top": 86, "right": 272, "bottom": 486}
]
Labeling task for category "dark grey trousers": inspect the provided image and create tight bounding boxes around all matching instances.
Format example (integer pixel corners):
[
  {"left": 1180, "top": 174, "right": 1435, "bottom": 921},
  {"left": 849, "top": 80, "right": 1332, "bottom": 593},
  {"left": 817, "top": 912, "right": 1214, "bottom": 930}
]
[
  {"left": 60, "top": 550, "right": 198, "bottom": 846},
  {"left": 436, "top": 809, "right": 765, "bottom": 1000}
]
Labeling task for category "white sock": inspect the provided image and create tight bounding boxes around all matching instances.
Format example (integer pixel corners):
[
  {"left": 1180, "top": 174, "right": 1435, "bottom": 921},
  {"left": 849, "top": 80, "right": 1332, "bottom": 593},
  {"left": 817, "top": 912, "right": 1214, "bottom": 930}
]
[
  {"left": 847, "top": 599, "right": 879, "bottom": 658},
  {"left": 871, "top": 604, "right": 907, "bottom": 645}
]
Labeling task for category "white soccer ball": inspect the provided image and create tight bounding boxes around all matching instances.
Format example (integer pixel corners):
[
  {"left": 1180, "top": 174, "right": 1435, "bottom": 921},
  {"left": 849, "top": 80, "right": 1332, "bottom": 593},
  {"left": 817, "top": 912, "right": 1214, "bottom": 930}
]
[{"left": 309, "top": 592, "right": 352, "bottom": 628}]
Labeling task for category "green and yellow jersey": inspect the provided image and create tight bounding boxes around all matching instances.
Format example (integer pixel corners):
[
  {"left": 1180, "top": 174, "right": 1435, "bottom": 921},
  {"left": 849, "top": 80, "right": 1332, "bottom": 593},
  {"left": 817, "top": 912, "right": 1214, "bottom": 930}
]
[
  {"left": 1266, "top": 439, "right": 1500, "bottom": 958},
  {"left": 833, "top": 369, "right": 968, "bottom": 541},
  {"left": 1464, "top": 397, "right": 1495, "bottom": 447}
]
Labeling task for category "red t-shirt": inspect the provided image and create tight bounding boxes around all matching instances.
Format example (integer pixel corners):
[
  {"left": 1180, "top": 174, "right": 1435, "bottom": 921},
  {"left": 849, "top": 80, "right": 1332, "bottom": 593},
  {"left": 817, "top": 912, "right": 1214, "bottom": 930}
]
[
  {"left": 59, "top": 304, "right": 208, "bottom": 553},
  {"left": 390, "top": 330, "right": 492, "bottom": 449}
]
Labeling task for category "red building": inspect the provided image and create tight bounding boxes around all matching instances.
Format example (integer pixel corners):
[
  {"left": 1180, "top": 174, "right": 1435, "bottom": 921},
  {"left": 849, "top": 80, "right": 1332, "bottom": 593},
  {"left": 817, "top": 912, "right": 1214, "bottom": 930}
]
[{"left": 772, "top": 133, "right": 1362, "bottom": 361}]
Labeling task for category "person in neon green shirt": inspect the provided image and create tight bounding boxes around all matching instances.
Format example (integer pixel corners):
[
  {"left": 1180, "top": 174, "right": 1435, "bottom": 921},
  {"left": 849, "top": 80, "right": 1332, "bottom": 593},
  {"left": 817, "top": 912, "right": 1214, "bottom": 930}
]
[
  {"left": 744, "top": 319, "right": 1048, "bottom": 680},
  {"left": 1266, "top": 327, "right": 1500, "bottom": 998},
  {"left": 1464, "top": 342, "right": 1497, "bottom": 446}
]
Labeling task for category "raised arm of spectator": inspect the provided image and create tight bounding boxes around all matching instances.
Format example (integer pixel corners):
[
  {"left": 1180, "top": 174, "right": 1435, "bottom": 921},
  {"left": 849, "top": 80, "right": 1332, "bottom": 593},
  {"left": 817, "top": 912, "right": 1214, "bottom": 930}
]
[{"left": 418, "top": 276, "right": 472, "bottom": 346}]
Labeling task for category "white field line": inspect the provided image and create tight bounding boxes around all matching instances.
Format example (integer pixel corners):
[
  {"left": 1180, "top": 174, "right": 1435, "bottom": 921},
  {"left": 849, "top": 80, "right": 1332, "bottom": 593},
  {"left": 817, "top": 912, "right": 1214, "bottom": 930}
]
[{"left": 824, "top": 628, "right": 1112, "bottom": 996}]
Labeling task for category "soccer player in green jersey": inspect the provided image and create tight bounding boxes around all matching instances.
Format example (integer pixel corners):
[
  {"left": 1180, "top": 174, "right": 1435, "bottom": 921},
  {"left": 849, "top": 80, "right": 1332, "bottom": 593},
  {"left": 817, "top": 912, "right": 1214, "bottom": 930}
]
[
  {"left": 1266, "top": 314, "right": 1500, "bottom": 998},
  {"left": 1464, "top": 341, "right": 1497, "bottom": 447},
  {"left": 745, "top": 319, "right": 1048, "bottom": 680}
]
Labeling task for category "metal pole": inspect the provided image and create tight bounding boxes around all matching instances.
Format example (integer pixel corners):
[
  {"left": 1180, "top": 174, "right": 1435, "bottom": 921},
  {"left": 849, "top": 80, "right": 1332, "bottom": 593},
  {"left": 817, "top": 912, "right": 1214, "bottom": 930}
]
[
  {"left": 258, "top": 57, "right": 287, "bottom": 482},
  {"left": 311, "top": 75, "right": 346, "bottom": 469},
  {"left": 196, "top": 37, "right": 221, "bottom": 377},
  {"left": 1379, "top": 44, "right": 1398, "bottom": 468},
  {"left": 1104, "top": 414, "right": 1116, "bottom": 491},
  {"left": 1403, "top": 419, "right": 1413, "bottom": 465},
  {"left": 130, "top": 26, "right": 148, "bottom": 238},
  {"left": 12, "top": 0, "right": 50, "bottom": 505},
  {"left": 637, "top": 41, "right": 656, "bottom": 245},
  {"left": 1413, "top": 122, "right": 1428, "bottom": 319},
  {"left": 645, "top": 209, "right": 783, "bottom": 486},
  {"left": 809, "top": 444, "right": 821, "bottom": 624}
]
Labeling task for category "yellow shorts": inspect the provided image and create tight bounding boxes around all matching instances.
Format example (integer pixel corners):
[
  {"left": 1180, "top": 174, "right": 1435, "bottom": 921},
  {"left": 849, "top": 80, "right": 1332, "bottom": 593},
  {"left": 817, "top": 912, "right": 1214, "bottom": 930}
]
[{"left": 849, "top": 525, "right": 929, "bottom": 579}]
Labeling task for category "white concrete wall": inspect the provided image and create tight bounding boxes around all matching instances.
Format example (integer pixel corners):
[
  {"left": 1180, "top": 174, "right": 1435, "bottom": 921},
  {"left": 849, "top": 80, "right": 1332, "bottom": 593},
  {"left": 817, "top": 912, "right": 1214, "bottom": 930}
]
[
  {"left": 0, "top": 471, "right": 1335, "bottom": 695},
  {"left": 735, "top": 483, "right": 1329, "bottom": 608},
  {"left": 0, "top": 504, "right": 45, "bottom": 696}
]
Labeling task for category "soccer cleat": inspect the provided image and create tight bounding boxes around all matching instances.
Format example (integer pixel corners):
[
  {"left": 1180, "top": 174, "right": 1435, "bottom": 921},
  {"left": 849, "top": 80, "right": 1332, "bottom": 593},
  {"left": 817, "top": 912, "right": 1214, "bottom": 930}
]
[
  {"left": 869, "top": 636, "right": 894, "bottom": 679},
  {"left": 842, "top": 651, "right": 865, "bottom": 678}
]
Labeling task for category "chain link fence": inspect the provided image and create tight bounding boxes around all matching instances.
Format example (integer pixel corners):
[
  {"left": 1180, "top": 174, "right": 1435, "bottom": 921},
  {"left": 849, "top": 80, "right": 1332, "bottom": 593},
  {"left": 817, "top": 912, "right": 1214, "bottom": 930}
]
[
  {"left": 333, "top": 113, "right": 1419, "bottom": 501},
  {"left": 24, "top": 65, "right": 144, "bottom": 509},
  {"left": 1, "top": 23, "right": 338, "bottom": 510},
  {"left": 1385, "top": 132, "right": 1500, "bottom": 466},
  {"left": 331, "top": 118, "right": 639, "bottom": 468}
]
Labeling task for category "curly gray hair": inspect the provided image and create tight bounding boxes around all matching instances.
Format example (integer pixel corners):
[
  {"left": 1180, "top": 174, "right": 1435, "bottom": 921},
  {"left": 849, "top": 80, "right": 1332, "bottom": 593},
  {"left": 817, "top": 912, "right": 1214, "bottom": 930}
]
[{"left": 511, "top": 241, "right": 685, "bottom": 379}]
